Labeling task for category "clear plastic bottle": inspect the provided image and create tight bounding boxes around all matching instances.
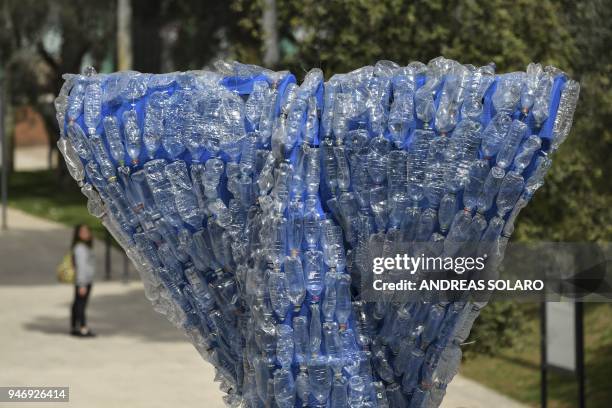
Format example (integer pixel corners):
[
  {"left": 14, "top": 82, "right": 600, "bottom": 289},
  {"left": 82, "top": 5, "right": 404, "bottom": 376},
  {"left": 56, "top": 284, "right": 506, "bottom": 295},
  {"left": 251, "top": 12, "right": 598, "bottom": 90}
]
[
  {"left": 368, "top": 75, "right": 392, "bottom": 137},
  {"left": 335, "top": 274, "right": 352, "bottom": 330},
  {"left": 438, "top": 193, "right": 457, "bottom": 233},
  {"left": 445, "top": 120, "right": 483, "bottom": 191},
  {"left": 165, "top": 160, "right": 203, "bottom": 228},
  {"left": 122, "top": 110, "right": 142, "bottom": 165},
  {"left": 102, "top": 116, "right": 126, "bottom": 165},
  {"left": 246, "top": 80, "right": 270, "bottom": 129},
  {"left": 496, "top": 120, "right": 528, "bottom": 169},
  {"left": 481, "top": 113, "right": 512, "bottom": 158},
  {"left": 370, "top": 186, "right": 388, "bottom": 231},
  {"left": 287, "top": 199, "right": 304, "bottom": 253},
  {"left": 525, "top": 156, "right": 552, "bottom": 195},
  {"left": 276, "top": 324, "right": 294, "bottom": 368},
  {"left": 532, "top": 73, "right": 554, "bottom": 127},
  {"left": 304, "top": 96, "right": 319, "bottom": 145},
  {"left": 414, "top": 77, "right": 438, "bottom": 125},
  {"left": 332, "top": 93, "right": 352, "bottom": 143},
  {"left": 266, "top": 215, "right": 287, "bottom": 267},
  {"left": 477, "top": 216, "right": 504, "bottom": 260},
  {"left": 304, "top": 250, "right": 324, "bottom": 300},
  {"left": 322, "top": 138, "right": 339, "bottom": 194},
  {"left": 387, "top": 150, "right": 408, "bottom": 193},
  {"left": 239, "top": 133, "right": 258, "bottom": 175},
  {"left": 492, "top": 72, "right": 524, "bottom": 113},
  {"left": 267, "top": 268, "right": 290, "bottom": 320},
  {"left": 348, "top": 375, "right": 366, "bottom": 407},
  {"left": 433, "top": 343, "right": 462, "bottom": 387},
  {"left": 496, "top": 171, "right": 524, "bottom": 216},
  {"left": 372, "top": 345, "right": 396, "bottom": 384},
  {"left": 400, "top": 206, "right": 420, "bottom": 242},
  {"left": 274, "top": 368, "right": 296, "bottom": 408},
  {"left": 367, "top": 136, "right": 391, "bottom": 185},
  {"left": 407, "top": 130, "right": 434, "bottom": 203},
  {"left": 284, "top": 255, "right": 306, "bottom": 310},
  {"left": 513, "top": 135, "right": 542, "bottom": 172},
  {"left": 323, "top": 321, "right": 342, "bottom": 362},
  {"left": 303, "top": 197, "right": 321, "bottom": 249},
  {"left": 203, "top": 158, "right": 224, "bottom": 199},
  {"left": 520, "top": 63, "right": 543, "bottom": 114},
  {"left": 322, "top": 272, "right": 338, "bottom": 322},
  {"left": 321, "top": 79, "right": 337, "bottom": 139},
  {"left": 334, "top": 145, "right": 351, "bottom": 192},
  {"left": 461, "top": 64, "right": 495, "bottom": 119},
  {"left": 463, "top": 159, "right": 489, "bottom": 210},
  {"left": 162, "top": 92, "right": 187, "bottom": 159},
  {"left": 122, "top": 73, "right": 149, "bottom": 104},
  {"left": 143, "top": 91, "right": 167, "bottom": 159},
  {"left": 443, "top": 210, "right": 472, "bottom": 257},
  {"left": 414, "top": 208, "right": 437, "bottom": 249},
  {"left": 293, "top": 316, "right": 310, "bottom": 364},
  {"left": 502, "top": 195, "right": 528, "bottom": 238},
  {"left": 422, "top": 304, "right": 446, "bottom": 346},
  {"left": 144, "top": 159, "right": 181, "bottom": 226},
  {"left": 476, "top": 166, "right": 505, "bottom": 213},
  {"left": 90, "top": 134, "right": 116, "bottom": 181},
  {"left": 254, "top": 355, "right": 271, "bottom": 403},
  {"left": 66, "top": 122, "right": 92, "bottom": 160},
  {"left": 81, "top": 183, "right": 105, "bottom": 218},
  {"left": 66, "top": 80, "right": 86, "bottom": 123},
  {"left": 435, "top": 71, "right": 465, "bottom": 134},
  {"left": 84, "top": 81, "right": 102, "bottom": 135},
  {"left": 410, "top": 387, "right": 429, "bottom": 408},
  {"left": 286, "top": 96, "right": 308, "bottom": 149},
  {"left": 331, "top": 373, "right": 349, "bottom": 408},
  {"left": 388, "top": 73, "right": 415, "bottom": 147},
  {"left": 296, "top": 367, "right": 310, "bottom": 407},
  {"left": 386, "top": 382, "right": 407, "bottom": 407},
  {"left": 423, "top": 137, "right": 449, "bottom": 208},
  {"left": 57, "top": 137, "right": 85, "bottom": 184},
  {"left": 310, "top": 302, "right": 322, "bottom": 356},
  {"left": 130, "top": 168, "right": 159, "bottom": 219},
  {"left": 308, "top": 355, "right": 332, "bottom": 404},
  {"left": 400, "top": 348, "right": 425, "bottom": 392},
  {"left": 306, "top": 147, "right": 321, "bottom": 196}
]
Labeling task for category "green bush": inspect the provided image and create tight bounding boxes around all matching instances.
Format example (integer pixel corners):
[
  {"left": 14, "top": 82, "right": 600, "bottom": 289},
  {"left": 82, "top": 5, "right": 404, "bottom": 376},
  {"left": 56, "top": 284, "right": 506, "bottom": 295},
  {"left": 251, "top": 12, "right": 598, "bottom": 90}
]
[{"left": 464, "top": 302, "right": 527, "bottom": 358}]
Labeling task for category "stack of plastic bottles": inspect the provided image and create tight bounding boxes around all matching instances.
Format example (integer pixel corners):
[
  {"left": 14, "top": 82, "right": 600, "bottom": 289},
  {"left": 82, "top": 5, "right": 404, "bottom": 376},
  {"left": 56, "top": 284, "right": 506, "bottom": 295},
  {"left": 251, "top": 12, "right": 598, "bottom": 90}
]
[{"left": 54, "top": 57, "right": 579, "bottom": 407}]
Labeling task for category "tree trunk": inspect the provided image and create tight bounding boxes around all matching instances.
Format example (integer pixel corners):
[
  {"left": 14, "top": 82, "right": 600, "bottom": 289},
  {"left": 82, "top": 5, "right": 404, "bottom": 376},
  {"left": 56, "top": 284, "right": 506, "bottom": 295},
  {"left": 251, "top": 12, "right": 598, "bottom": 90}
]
[
  {"left": 117, "top": 0, "right": 133, "bottom": 71},
  {"left": 262, "top": 0, "right": 279, "bottom": 68}
]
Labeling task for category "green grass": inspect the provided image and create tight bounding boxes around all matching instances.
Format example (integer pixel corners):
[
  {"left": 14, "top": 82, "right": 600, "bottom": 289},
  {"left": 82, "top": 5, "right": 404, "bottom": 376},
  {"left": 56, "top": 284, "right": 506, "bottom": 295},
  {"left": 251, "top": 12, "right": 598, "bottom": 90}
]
[
  {"left": 461, "top": 303, "right": 612, "bottom": 407},
  {"left": 8, "top": 170, "right": 105, "bottom": 238}
]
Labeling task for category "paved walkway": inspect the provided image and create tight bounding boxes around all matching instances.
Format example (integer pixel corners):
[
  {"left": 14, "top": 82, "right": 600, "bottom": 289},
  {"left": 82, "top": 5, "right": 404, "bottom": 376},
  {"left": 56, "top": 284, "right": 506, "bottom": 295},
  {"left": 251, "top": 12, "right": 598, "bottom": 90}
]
[
  {"left": 0, "top": 207, "right": 526, "bottom": 407},
  {"left": 14, "top": 146, "right": 57, "bottom": 171}
]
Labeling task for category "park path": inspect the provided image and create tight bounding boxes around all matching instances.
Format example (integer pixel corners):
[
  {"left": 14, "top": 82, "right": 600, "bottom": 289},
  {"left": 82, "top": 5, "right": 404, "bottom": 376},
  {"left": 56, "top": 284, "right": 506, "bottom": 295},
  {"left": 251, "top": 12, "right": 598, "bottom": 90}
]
[{"left": 0, "top": 207, "right": 526, "bottom": 408}]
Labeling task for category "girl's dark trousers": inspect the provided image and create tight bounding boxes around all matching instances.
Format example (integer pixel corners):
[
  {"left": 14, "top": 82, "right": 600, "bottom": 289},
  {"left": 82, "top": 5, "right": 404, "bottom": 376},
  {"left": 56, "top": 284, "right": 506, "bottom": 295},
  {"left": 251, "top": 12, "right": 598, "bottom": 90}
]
[{"left": 71, "top": 284, "right": 92, "bottom": 329}]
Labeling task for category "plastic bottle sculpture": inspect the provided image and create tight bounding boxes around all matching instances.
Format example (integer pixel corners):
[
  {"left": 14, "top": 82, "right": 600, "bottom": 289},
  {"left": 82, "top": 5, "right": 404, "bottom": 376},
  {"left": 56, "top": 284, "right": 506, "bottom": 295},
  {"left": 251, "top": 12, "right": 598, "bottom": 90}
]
[{"left": 55, "top": 58, "right": 579, "bottom": 407}]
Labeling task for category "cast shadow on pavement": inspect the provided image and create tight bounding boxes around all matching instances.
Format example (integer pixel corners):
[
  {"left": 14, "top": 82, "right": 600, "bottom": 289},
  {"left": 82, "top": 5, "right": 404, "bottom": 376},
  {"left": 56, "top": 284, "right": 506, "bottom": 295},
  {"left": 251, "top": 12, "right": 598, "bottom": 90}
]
[{"left": 23, "top": 287, "right": 188, "bottom": 343}]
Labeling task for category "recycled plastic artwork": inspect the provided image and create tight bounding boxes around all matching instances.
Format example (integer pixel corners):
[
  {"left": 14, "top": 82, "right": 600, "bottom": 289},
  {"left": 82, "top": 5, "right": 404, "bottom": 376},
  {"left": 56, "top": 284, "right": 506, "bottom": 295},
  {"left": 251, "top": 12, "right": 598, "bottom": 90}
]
[{"left": 55, "top": 58, "right": 579, "bottom": 407}]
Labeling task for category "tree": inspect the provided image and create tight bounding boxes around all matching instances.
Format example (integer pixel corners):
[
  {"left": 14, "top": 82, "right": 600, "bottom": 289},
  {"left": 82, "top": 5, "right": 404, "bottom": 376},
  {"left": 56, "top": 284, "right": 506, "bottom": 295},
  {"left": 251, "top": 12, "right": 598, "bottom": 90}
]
[
  {"left": 0, "top": 0, "right": 116, "bottom": 175},
  {"left": 0, "top": 0, "right": 236, "bottom": 178}
]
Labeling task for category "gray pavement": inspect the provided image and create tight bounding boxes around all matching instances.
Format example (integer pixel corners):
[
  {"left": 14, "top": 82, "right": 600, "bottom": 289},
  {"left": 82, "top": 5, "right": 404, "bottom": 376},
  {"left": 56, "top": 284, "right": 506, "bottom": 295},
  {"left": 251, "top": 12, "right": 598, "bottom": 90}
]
[{"left": 0, "top": 207, "right": 526, "bottom": 407}]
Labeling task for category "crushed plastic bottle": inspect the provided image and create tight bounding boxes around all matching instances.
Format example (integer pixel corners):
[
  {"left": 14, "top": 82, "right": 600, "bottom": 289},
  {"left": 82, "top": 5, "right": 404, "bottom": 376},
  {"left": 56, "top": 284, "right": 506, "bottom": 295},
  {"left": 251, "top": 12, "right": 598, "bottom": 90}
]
[{"left": 56, "top": 60, "right": 579, "bottom": 408}]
